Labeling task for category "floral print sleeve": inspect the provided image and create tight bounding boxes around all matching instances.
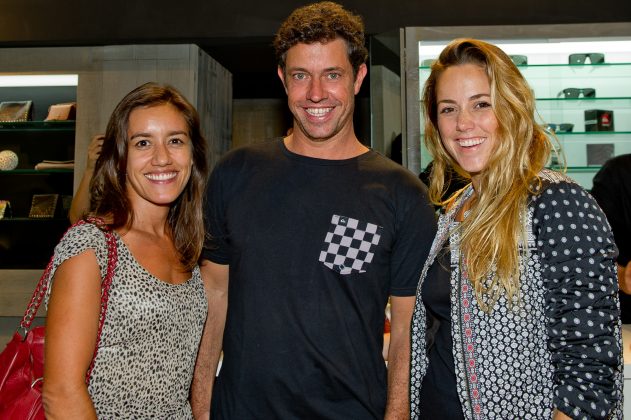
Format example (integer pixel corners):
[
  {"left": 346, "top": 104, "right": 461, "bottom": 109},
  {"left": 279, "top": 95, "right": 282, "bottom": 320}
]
[{"left": 533, "top": 177, "right": 622, "bottom": 419}]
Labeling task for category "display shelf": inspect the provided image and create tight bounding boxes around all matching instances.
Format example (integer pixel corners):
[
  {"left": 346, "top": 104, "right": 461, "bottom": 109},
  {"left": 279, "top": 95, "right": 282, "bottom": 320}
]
[
  {"left": 0, "top": 121, "right": 75, "bottom": 168},
  {"left": 551, "top": 131, "right": 631, "bottom": 135},
  {"left": 420, "top": 62, "right": 631, "bottom": 69},
  {"left": 0, "top": 121, "right": 75, "bottom": 131},
  {"left": 545, "top": 166, "right": 604, "bottom": 191},
  {"left": 549, "top": 166, "right": 605, "bottom": 172},
  {"left": 0, "top": 82, "right": 76, "bottom": 269},
  {"left": 535, "top": 97, "right": 631, "bottom": 105},
  {"left": 0, "top": 217, "right": 70, "bottom": 222},
  {"left": 1, "top": 169, "right": 73, "bottom": 174}
]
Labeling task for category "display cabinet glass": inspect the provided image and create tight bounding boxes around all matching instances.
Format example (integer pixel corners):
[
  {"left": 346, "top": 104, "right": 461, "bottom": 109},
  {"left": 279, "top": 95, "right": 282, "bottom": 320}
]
[
  {"left": 0, "top": 78, "right": 77, "bottom": 269},
  {"left": 417, "top": 39, "right": 631, "bottom": 190}
]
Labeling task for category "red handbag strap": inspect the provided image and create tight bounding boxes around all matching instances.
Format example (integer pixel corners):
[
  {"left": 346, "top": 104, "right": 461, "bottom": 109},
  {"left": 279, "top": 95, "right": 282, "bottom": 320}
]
[
  {"left": 85, "top": 218, "right": 118, "bottom": 381},
  {"left": 18, "top": 216, "right": 118, "bottom": 382}
]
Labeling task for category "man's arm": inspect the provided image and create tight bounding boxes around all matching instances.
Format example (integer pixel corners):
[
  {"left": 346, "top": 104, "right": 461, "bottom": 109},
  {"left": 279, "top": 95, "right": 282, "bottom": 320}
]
[
  {"left": 191, "top": 260, "right": 229, "bottom": 420},
  {"left": 618, "top": 261, "right": 631, "bottom": 294},
  {"left": 384, "top": 295, "right": 415, "bottom": 420},
  {"left": 69, "top": 134, "right": 103, "bottom": 223}
]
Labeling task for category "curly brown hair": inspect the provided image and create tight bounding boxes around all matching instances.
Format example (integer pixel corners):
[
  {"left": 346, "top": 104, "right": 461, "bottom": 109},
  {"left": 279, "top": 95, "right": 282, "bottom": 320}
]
[{"left": 273, "top": 1, "right": 368, "bottom": 77}]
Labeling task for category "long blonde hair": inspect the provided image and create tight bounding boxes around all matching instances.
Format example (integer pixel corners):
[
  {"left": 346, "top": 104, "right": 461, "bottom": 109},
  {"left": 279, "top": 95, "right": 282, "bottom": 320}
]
[{"left": 422, "top": 38, "right": 552, "bottom": 310}]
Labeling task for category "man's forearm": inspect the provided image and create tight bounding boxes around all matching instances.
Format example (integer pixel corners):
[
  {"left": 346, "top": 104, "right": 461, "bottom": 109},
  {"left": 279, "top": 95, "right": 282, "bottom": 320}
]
[
  {"left": 190, "top": 305, "right": 226, "bottom": 419},
  {"left": 385, "top": 332, "right": 411, "bottom": 420},
  {"left": 191, "top": 261, "right": 229, "bottom": 419},
  {"left": 619, "top": 262, "right": 631, "bottom": 294},
  {"left": 385, "top": 295, "right": 414, "bottom": 419}
]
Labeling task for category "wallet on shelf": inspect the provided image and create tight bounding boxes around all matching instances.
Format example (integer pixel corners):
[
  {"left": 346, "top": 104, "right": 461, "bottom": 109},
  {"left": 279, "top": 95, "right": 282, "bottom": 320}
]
[
  {"left": 0, "top": 101, "right": 33, "bottom": 122},
  {"left": 34, "top": 160, "right": 75, "bottom": 170},
  {"left": 28, "top": 194, "right": 59, "bottom": 218},
  {"left": 45, "top": 102, "right": 76, "bottom": 121},
  {"left": 0, "top": 200, "right": 11, "bottom": 219}
]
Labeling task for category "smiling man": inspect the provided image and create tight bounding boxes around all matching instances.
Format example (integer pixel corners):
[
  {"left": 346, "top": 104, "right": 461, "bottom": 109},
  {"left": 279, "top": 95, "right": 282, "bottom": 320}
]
[{"left": 191, "top": 2, "right": 436, "bottom": 419}]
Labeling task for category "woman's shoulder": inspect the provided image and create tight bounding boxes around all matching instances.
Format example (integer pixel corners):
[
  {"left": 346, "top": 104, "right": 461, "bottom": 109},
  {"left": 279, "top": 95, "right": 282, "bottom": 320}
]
[
  {"left": 44, "top": 220, "right": 115, "bottom": 307},
  {"left": 530, "top": 169, "right": 609, "bottom": 230},
  {"left": 61, "top": 221, "right": 106, "bottom": 243},
  {"left": 531, "top": 169, "right": 590, "bottom": 203},
  {"left": 56, "top": 220, "right": 112, "bottom": 258},
  {"left": 538, "top": 168, "right": 579, "bottom": 188}
]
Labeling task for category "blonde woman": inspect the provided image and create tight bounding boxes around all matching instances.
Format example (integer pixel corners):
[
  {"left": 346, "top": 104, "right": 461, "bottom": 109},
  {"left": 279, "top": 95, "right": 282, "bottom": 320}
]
[{"left": 410, "top": 39, "right": 622, "bottom": 419}]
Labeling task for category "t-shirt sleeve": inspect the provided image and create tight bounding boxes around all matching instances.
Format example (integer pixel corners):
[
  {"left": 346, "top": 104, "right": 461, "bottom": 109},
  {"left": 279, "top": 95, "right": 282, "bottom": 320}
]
[
  {"left": 44, "top": 223, "right": 111, "bottom": 308},
  {"left": 389, "top": 178, "right": 438, "bottom": 297},
  {"left": 202, "top": 157, "right": 231, "bottom": 265},
  {"left": 591, "top": 161, "right": 630, "bottom": 265},
  {"left": 534, "top": 181, "right": 622, "bottom": 418}
]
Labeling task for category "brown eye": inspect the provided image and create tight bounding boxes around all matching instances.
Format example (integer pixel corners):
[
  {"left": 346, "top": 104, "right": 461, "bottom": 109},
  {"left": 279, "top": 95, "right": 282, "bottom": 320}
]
[{"left": 135, "top": 139, "right": 150, "bottom": 148}]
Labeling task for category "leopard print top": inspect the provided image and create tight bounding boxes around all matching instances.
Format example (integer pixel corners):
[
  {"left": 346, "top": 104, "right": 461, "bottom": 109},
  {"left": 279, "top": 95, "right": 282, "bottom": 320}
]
[{"left": 44, "top": 222, "right": 207, "bottom": 419}]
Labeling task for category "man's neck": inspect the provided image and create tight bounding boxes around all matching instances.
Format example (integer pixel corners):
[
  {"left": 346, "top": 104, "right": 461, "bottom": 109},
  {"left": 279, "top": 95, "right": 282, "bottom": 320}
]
[{"left": 284, "top": 130, "right": 369, "bottom": 160}]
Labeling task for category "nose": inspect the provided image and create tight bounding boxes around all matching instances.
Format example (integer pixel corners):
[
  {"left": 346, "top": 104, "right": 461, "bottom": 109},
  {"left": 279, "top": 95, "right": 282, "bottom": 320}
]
[
  {"left": 307, "top": 77, "right": 326, "bottom": 102},
  {"left": 152, "top": 142, "right": 171, "bottom": 166},
  {"left": 456, "top": 109, "right": 474, "bottom": 131}
]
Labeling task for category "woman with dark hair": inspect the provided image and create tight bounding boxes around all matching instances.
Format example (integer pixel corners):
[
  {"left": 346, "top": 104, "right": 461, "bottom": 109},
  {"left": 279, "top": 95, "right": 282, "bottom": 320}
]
[
  {"left": 410, "top": 39, "right": 622, "bottom": 419},
  {"left": 42, "top": 82, "right": 209, "bottom": 418}
]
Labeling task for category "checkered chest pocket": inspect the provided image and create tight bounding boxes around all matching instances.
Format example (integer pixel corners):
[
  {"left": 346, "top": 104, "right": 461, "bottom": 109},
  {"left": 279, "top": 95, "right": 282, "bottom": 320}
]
[{"left": 318, "top": 214, "right": 383, "bottom": 275}]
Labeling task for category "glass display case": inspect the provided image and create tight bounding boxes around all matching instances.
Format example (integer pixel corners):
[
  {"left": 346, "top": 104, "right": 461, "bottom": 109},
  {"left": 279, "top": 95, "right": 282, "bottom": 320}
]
[
  {"left": 416, "top": 39, "right": 631, "bottom": 190},
  {"left": 0, "top": 75, "right": 77, "bottom": 268}
]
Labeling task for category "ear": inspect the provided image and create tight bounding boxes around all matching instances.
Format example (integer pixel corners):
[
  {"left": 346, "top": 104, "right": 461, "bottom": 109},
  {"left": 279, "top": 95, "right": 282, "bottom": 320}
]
[
  {"left": 277, "top": 66, "right": 288, "bottom": 94},
  {"left": 353, "top": 63, "right": 368, "bottom": 95}
]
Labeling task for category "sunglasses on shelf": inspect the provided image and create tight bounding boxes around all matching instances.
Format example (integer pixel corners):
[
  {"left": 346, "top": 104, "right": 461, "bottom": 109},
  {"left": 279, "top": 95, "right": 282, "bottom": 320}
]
[
  {"left": 544, "top": 123, "right": 574, "bottom": 133},
  {"left": 557, "top": 88, "right": 596, "bottom": 99},
  {"left": 509, "top": 55, "right": 528, "bottom": 66},
  {"left": 568, "top": 53, "right": 605, "bottom": 65}
]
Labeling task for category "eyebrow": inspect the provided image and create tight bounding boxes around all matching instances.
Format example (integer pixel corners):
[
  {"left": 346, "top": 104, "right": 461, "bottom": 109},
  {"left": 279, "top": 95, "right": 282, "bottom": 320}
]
[
  {"left": 129, "top": 130, "right": 189, "bottom": 140},
  {"left": 287, "top": 66, "right": 345, "bottom": 73},
  {"left": 438, "top": 93, "right": 491, "bottom": 105}
]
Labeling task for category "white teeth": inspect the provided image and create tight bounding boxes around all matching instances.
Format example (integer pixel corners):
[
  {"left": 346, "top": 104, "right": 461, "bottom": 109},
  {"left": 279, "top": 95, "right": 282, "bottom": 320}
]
[
  {"left": 145, "top": 172, "right": 177, "bottom": 181},
  {"left": 458, "top": 138, "right": 485, "bottom": 147},
  {"left": 306, "top": 107, "right": 332, "bottom": 117}
]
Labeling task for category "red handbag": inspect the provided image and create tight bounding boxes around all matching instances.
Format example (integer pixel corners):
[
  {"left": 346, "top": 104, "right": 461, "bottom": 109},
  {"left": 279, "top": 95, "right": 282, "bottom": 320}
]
[{"left": 0, "top": 218, "right": 118, "bottom": 419}]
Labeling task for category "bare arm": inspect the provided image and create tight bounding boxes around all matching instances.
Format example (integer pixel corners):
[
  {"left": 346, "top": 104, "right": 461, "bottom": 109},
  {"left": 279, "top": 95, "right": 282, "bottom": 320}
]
[
  {"left": 552, "top": 410, "right": 572, "bottom": 420},
  {"left": 384, "top": 295, "right": 415, "bottom": 420},
  {"left": 42, "top": 250, "right": 101, "bottom": 419},
  {"left": 618, "top": 261, "right": 631, "bottom": 295},
  {"left": 69, "top": 134, "right": 103, "bottom": 223},
  {"left": 191, "top": 259, "right": 229, "bottom": 420}
]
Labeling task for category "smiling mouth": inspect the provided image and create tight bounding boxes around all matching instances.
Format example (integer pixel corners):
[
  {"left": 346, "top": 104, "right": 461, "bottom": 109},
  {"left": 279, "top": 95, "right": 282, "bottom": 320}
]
[
  {"left": 457, "top": 138, "right": 485, "bottom": 147},
  {"left": 305, "top": 107, "right": 333, "bottom": 117},
  {"left": 145, "top": 172, "right": 177, "bottom": 181}
]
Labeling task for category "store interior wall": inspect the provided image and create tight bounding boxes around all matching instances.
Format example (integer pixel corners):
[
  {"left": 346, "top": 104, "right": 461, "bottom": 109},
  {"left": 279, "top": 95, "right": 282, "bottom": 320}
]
[
  {"left": 0, "top": 1, "right": 629, "bottom": 148},
  {"left": 2, "top": 0, "right": 630, "bottom": 100}
]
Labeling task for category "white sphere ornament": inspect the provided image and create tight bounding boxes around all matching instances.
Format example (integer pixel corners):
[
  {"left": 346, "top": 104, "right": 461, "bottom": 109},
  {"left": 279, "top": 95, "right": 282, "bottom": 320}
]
[{"left": 0, "top": 150, "right": 19, "bottom": 171}]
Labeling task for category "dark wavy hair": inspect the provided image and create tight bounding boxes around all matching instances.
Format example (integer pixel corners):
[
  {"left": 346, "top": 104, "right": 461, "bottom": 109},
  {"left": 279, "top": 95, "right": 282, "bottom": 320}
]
[
  {"left": 89, "top": 82, "right": 209, "bottom": 270},
  {"left": 273, "top": 1, "right": 368, "bottom": 77}
]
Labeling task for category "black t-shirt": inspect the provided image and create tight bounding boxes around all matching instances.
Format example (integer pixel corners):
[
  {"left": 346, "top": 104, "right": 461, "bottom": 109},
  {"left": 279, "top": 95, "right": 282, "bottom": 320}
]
[
  {"left": 203, "top": 139, "right": 437, "bottom": 419},
  {"left": 418, "top": 244, "right": 464, "bottom": 419},
  {"left": 591, "top": 153, "right": 631, "bottom": 322}
]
